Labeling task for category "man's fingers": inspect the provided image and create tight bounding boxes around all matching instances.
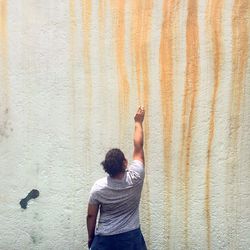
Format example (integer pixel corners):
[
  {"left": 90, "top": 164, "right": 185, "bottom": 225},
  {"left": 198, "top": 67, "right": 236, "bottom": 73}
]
[{"left": 138, "top": 106, "right": 145, "bottom": 113}]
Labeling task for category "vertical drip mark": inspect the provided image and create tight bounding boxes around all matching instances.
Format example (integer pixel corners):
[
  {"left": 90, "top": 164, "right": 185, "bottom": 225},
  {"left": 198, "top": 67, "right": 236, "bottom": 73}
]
[
  {"left": 231, "top": 1, "right": 249, "bottom": 141},
  {"left": 82, "top": 0, "right": 92, "bottom": 100},
  {"left": 141, "top": 0, "right": 153, "bottom": 124},
  {"left": 98, "top": 0, "right": 106, "bottom": 63},
  {"left": 131, "top": 0, "right": 153, "bottom": 247},
  {"left": 81, "top": 0, "right": 92, "bottom": 164},
  {"left": 131, "top": 0, "right": 143, "bottom": 103},
  {"left": 69, "top": 1, "right": 77, "bottom": 246},
  {"left": 111, "top": 0, "right": 130, "bottom": 140},
  {"left": 159, "top": 0, "right": 179, "bottom": 247},
  {"left": 98, "top": 1, "right": 108, "bottom": 142},
  {"left": 69, "top": 0, "right": 77, "bottom": 114},
  {"left": 227, "top": 1, "right": 249, "bottom": 249},
  {"left": 205, "top": 1, "right": 223, "bottom": 249},
  {"left": 179, "top": 1, "right": 199, "bottom": 248},
  {"left": 0, "top": 0, "right": 9, "bottom": 140}
]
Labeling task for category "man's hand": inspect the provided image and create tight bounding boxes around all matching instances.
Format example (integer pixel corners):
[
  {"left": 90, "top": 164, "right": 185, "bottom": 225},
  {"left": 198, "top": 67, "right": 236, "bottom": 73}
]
[
  {"left": 134, "top": 106, "right": 145, "bottom": 123},
  {"left": 133, "top": 106, "right": 145, "bottom": 164}
]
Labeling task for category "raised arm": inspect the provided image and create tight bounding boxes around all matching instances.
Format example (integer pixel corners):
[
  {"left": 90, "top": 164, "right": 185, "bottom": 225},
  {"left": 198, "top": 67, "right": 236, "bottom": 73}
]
[{"left": 133, "top": 106, "right": 145, "bottom": 165}]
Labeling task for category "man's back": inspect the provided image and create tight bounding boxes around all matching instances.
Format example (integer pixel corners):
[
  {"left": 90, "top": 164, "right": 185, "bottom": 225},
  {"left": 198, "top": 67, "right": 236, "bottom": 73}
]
[
  {"left": 89, "top": 160, "right": 145, "bottom": 235},
  {"left": 87, "top": 107, "right": 147, "bottom": 249}
]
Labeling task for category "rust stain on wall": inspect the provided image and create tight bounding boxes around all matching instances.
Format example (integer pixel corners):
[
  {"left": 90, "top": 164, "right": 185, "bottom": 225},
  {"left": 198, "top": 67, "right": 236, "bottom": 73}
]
[
  {"left": 110, "top": 0, "right": 129, "bottom": 137},
  {"left": 98, "top": 0, "right": 106, "bottom": 54},
  {"left": 130, "top": 0, "right": 153, "bottom": 247},
  {"left": 0, "top": 0, "right": 9, "bottom": 140},
  {"left": 131, "top": 0, "right": 143, "bottom": 103},
  {"left": 81, "top": 0, "right": 92, "bottom": 103},
  {"left": 159, "top": 0, "right": 179, "bottom": 246},
  {"left": 140, "top": 0, "right": 152, "bottom": 113},
  {"left": 226, "top": 0, "right": 249, "bottom": 248},
  {"left": 81, "top": 0, "right": 92, "bottom": 165},
  {"left": 97, "top": 1, "right": 109, "bottom": 142},
  {"left": 69, "top": 0, "right": 77, "bottom": 113},
  {"left": 179, "top": 1, "right": 199, "bottom": 248},
  {"left": 98, "top": 0, "right": 106, "bottom": 67},
  {"left": 205, "top": 1, "right": 223, "bottom": 249},
  {"left": 130, "top": 0, "right": 152, "bottom": 107},
  {"left": 230, "top": 0, "right": 249, "bottom": 139}
]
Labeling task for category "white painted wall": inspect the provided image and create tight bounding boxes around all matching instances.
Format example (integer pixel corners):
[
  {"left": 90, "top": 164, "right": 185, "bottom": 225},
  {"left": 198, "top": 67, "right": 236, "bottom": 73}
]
[{"left": 0, "top": 1, "right": 249, "bottom": 249}]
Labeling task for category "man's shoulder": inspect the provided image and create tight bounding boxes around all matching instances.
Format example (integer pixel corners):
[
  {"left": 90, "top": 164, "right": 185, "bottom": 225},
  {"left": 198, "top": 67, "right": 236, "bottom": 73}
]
[
  {"left": 92, "top": 176, "right": 108, "bottom": 190},
  {"left": 128, "top": 160, "right": 145, "bottom": 178},
  {"left": 128, "top": 160, "right": 144, "bottom": 171}
]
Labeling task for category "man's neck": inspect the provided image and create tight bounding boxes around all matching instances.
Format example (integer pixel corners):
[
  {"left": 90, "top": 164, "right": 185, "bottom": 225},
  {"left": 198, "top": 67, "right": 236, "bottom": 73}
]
[{"left": 111, "top": 171, "right": 125, "bottom": 180}]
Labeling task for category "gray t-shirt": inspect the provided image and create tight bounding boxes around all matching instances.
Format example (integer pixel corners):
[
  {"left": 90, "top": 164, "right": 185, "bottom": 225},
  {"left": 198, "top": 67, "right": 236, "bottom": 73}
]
[{"left": 88, "top": 160, "right": 145, "bottom": 235}]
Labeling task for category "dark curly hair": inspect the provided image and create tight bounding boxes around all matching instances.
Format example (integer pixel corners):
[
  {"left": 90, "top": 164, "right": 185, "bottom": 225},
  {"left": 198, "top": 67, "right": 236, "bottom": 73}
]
[{"left": 101, "top": 148, "right": 126, "bottom": 177}]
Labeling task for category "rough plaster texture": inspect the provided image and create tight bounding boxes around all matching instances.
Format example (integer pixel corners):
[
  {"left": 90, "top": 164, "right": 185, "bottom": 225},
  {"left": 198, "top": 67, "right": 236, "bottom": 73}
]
[{"left": 0, "top": 1, "right": 249, "bottom": 249}]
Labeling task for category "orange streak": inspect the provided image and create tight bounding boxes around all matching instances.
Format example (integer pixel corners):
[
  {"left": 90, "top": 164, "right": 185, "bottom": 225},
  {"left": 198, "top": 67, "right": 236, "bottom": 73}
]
[
  {"left": 98, "top": 1, "right": 106, "bottom": 36},
  {"left": 0, "top": 0, "right": 8, "bottom": 88},
  {"left": 69, "top": 0, "right": 77, "bottom": 113},
  {"left": 226, "top": 1, "right": 249, "bottom": 248},
  {"left": 82, "top": 0, "right": 92, "bottom": 101},
  {"left": 131, "top": 0, "right": 143, "bottom": 103},
  {"left": 179, "top": 1, "right": 199, "bottom": 248},
  {"left": 110, "top": 0, "right": 130, "bottom": 141},
  {"left": 159, "top": 0, "right": 179, "bottom": 245},
  {"left": 205, "top": 1, "right": 223, "bottom": 249},
  {"left": 81, "top": 0, "right": 92, "bottom": 164},
  {"left": 231, "top": 0, "right": 249, "bottom": 133},
  {"left": 141, "top": 0, "right": 153, "bottom": 115},
  {"left": 134, "top": 1, "right": 153, "bottom": 247},
  {"left": 0, "top": 0, "right": 9, "bottom": 140}
]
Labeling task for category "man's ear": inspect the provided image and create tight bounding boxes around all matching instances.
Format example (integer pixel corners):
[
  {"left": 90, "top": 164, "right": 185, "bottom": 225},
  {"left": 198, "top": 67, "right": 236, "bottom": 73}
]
[{"left": 123, "top": 159, "right": 128, "bottom": 168}]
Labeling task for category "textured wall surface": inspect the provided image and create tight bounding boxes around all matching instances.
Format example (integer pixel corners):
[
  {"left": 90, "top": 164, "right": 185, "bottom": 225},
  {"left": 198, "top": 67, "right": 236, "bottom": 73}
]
[{"left": 0, "top": 1, "right": 249, "bottom": 249}]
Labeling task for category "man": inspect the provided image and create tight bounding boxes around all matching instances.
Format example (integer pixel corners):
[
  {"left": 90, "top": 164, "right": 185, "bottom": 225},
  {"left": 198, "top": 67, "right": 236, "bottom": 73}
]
[{"left": 87, "top": 106, "right": 147, "bottom": 250}]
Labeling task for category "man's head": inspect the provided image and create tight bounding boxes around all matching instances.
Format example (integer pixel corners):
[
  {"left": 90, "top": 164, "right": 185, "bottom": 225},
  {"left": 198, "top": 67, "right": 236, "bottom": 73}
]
[{"left": 101, "top": 148, "right": 127, "bottom": 177}]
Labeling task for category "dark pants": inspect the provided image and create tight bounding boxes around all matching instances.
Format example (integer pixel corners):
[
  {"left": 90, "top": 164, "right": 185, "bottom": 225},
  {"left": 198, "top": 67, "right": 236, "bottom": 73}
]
[{"left": 90, "top": 228, "right": 147, "bottom": 250}]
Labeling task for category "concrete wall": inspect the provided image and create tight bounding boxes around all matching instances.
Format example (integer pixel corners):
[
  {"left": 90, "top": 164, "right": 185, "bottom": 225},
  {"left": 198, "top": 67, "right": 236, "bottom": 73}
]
[{"left": 0, "top": 1, "right": 249, "bottom": 249}]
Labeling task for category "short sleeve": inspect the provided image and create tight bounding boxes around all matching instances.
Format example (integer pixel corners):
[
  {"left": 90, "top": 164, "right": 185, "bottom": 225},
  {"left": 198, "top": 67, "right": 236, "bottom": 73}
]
[
  {"left": 128, "top": 160, "right": 145, "bottom": 178},
  {"left": 88, "top": 185, "right": 100, "bottom": 205}
]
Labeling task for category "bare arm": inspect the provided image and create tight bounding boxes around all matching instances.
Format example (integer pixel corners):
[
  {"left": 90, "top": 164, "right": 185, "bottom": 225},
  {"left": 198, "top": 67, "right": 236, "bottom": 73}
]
[
  {"left": 133, "top": 106, "right": 145, "bottom": 165},
  {"left": 86, "top": 204, "right": 99, "bottom": 248}
]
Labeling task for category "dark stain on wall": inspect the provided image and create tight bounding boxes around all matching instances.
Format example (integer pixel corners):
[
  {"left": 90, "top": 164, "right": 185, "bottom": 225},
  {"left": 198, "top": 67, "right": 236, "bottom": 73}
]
[{"left": 20, "top": 189, "right": 40, "bottom": 209}]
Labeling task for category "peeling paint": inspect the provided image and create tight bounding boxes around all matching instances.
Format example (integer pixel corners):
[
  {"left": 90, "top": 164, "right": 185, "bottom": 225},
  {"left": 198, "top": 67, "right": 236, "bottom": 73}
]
[
  {"left": 179, "top": 1, "right": 199, "bottom": 248},
  {"left": 205, "top": 1, "right": 223, "bottom": 249}
]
